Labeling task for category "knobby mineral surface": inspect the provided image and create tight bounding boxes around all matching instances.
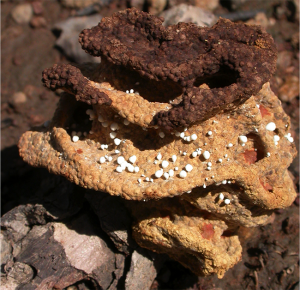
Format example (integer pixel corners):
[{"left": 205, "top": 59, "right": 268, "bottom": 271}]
[{"left": 19, "top": 9, "right": 296, "bottom": 278}]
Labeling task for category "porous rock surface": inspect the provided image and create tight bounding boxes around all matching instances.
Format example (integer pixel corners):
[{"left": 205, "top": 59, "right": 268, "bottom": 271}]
[{"left": 18, "top": 9, "right": 296, "bottom": 278}]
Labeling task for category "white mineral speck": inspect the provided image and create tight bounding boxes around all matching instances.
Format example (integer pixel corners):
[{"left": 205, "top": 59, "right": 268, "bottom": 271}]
[
  {"left": 266, "top": 152, "right": 271, "bottom": 157},
  {"left": 203, "top": 184, "right": 206, "bottom": 188},
  {"left": 203, "top": 151, "right": 210, "bottom": 159},
  {"left": 163, "top": 172, "right": 169, "bottom": 180},
  {"left": 127, "top": 164, "right": 134, "bottom": 172},
  {"left": 129, "top": 155, "right": 137, "bottom": 164},
  {"left": 180, "top": 132, "right": 185, "bottom": 138},
  {"left": 191, "top": 134, "right": 197, "bottom": 141},
  {"left": 179, "top": 170, "right": 187, "bottom": 178},
  {"left": 207, "top": 131, "right": 212, "bottom": 136},
  {"left": 222, "top": 180, "right": 227, "bottom": 184},
  {"left": 266, "top": 122, "right": 276, "bottom": 131},
  {"left": 110, "top": 123, "right": 119, "bottom": 131},
  {"left": 117, "top": 156, "right": 125, "bottom": 165},
  {"left": 172, "top": 155, "right": 177, "bottom": 162},
  {"left": 224, "top": 199, "right": 230, "bottom": 204},
  {"left": 239, "top": 135, "right": 247, "bottom": 143},
  {"left": 169, "top": 169, "right": 174, "bottom": 177},
  {"left": 114, "top": 138, "right": 121, "bottom": 145},
  {"left": 207, "top": 162, "right": 212, "bottom": 167},
  {"left": 99, "top": 157, "right": 106, "bottom": 163},
  {"left": 72, "top": 136, "right": 79, "bottom": 142},
  {"left": 130, "top": 89, "right": 134, "bottom": 93},
  {"left": 174, "top": 167, "right": 179, "bottom": 171},
  {"left": 155, "top": 169, "right": 163, "bottom": 178},
  {"left": 185, "top": 164, "right": 193, "bottom": 172},
  {"left": 116, "top": 166, "right": 123, "bottom": 173},
  {"left": 219, "top": 193, "right": 224, "bottom": 200},
  {"left": 227, "top": 143, "right": 233, "bottom": 148},
  {"left": 192, "top": 151, "right": 197, "bottom": 158},
  {"left": 134, "top": 166, "right": 139, "bottom": 173},
  {"left": 218, "top": 158, "right": 222, "bottom": 163},
  {"left": 138, "top": 179, "right": 141, "bottom": 183},
  {"left": 162, "top": 160, "right": 169, "bottom": 168},
  {"left": 156, "top": 153, "right": 162, "bottom": 160},
  {"left": 273, "top": 135, "right": 280, "bottom": 142}
]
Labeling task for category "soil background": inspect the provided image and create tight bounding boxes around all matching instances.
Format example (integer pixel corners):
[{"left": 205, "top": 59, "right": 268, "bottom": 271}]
[{"left": 1, "top": 0, "right": 299, "bottom": 289}]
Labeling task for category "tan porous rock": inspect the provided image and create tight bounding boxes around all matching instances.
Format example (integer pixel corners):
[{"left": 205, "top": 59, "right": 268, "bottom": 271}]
[{"left": 18, "top": 9, "right": 297, "bottom": 278}]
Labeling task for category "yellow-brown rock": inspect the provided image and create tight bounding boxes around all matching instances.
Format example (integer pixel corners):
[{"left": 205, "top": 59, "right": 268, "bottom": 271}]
[{"left": 18, "top": 9, "right": 297, "bottom": 278}]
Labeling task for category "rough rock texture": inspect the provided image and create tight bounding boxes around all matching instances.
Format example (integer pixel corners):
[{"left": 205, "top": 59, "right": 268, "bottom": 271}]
[
  {"left": 1, "top": 209, "right": 124, "bottom": 289},
  {"left": 18, "top": 9, "right": 296, "bottom": 278},
  {"left": 78, "top": 8, "right": 277, "bottom": 129},
  {"left": 128, "top": 198, "right": 242, "bottom": 278}
]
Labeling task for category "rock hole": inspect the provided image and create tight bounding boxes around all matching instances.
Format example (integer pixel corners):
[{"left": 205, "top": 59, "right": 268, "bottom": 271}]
[
  {"left": 193, "top": 65, "right": 239, "bottom": 89},
  {"left": 65, "top": 102, "right": 93, "bottom": 138},
  {"left": 242, "top": 133, "right": 265, "bottom": 164}
]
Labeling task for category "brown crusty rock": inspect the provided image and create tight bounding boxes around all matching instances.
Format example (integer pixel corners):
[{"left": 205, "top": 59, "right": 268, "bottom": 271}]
[
  {"left": 78, "top": 8, "right": 277, "bottom": 130},
  {"left": 18, "top": 9, "right": 296, "bottom": 279}
]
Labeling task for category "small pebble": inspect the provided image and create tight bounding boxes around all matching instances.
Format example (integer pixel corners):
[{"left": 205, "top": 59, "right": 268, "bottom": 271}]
[
  {"left": 219, "top": 193, "right": 224, "bottom": 200},
  {"left": 159, "top": 132, "right": 165, "bottom": 138},
  {"left": 99, "top": 157, "right": 106, "bottom": 164}
]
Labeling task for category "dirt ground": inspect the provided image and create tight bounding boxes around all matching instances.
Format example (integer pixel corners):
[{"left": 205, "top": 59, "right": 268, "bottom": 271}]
[{"left": 1, "top": 0, "right": 299, "bottom": 289}]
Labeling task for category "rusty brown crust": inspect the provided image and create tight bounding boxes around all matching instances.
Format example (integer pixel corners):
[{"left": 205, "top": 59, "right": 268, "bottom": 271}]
[
  {"left": 78, "top": 8, "right": 277, "bottom": 130},
  {"left": 42, "top": 64, "right": 112, "bottom": 106}
]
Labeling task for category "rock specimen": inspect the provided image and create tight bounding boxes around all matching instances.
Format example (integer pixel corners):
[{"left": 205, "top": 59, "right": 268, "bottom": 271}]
[{"left": 18, "top": 8, "right": 297, "bottom": 278}]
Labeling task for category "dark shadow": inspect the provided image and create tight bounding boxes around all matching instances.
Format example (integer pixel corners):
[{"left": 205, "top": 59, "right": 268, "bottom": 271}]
[{"left": 193, "top": 65, "right": 239, "bottom": 89}]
